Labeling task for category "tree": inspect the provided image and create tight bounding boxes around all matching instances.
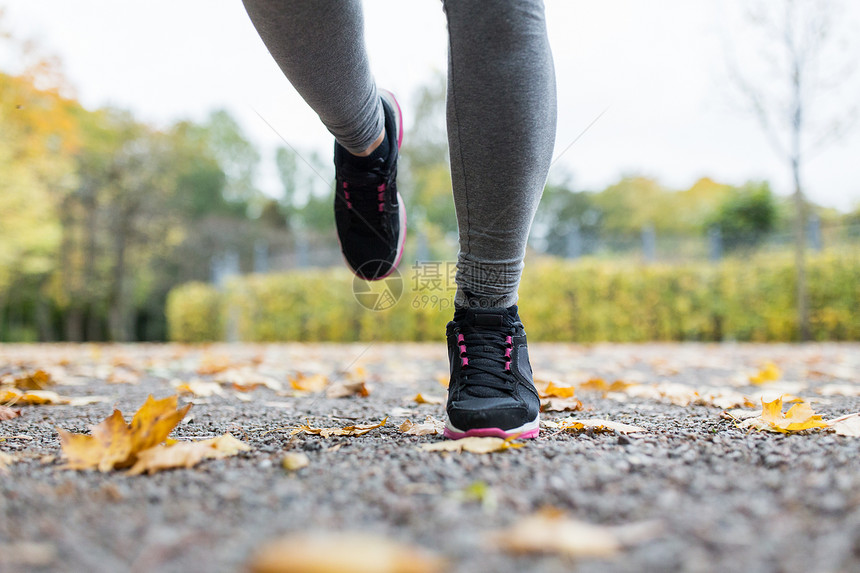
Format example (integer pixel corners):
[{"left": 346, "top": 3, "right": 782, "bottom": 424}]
[
  {"left": 708, "top": 182, "right": 777, "bottom": 250},
  {"left": 726, "top": 0, "right": 857, "bottom": 340}
]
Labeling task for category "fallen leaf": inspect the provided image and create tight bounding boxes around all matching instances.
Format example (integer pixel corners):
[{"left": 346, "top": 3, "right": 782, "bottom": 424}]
[
  {"left": 487, "top": 508, "right": 657, "bottom": 558},
  {"left": 413, "top": 393, "right": 444, "bottom": 405},
  {"left": 172, "top": 379, "right": 224, "bottom": 398},
  {"left": 400, "top": 416, "right": 445, "bottom": 436},
  {"left": 196, "top": 354, "right": 234, "bottom": 375},
  {"left": 219, "top": 369, "right": 284, "bottom": 392},
  {"left": 127, "top": 434, "right": 250, "bottom": 475},
  {"left": 817, "top": 384, "right": 860, "bottom": 397},
  {"left": 282, "top": 452, "right": 310, "bottom": 471},
  {"left": 738, "top": 397, "right": 829, "bottom": 433},
  {"left": 827, "top": 413, "right": 860, "bottom": 437},
  {"left": 289, "top": 372, "right": 329, "bottom": 393},
  {"left": 291, "top": 418, "right": 387, "bottom": 438},
  {"left": 436, "top": 374, "right": 449, "bottom": 389},
  {"left": 326, "top": 380, "right": 371, "bottom": 399},
  {"left": 540, "top": 397, "right": 584, "bottom": 412},
  {"left": 1, "top": 388, "right": 107, "bottom": 406},
  {"left": 11, "top": 370, "right": 53, "bottom": 390},
  {"left": 58, "top": 395, "right": 191, "bottom": 471},
  {"left": 420, "top": 436, "right": 523, "bottom": 454},
  {"left": 535, "top": 380, "right": 577, "bottom": 399},
  {"left": 0, "top": 405, "right": 22, "bottom": 421},
  {"left": 544, "top": 418, "right": 646, "bottom": 434},
  {"left": 248, "top": 532, "right": 444, "bottom": 573},
  {"left": 750, "top": 361, "right": 781, "bottom": 385},
  {"left": 577, "top": 378, "right": 637, "bottom": 394}
]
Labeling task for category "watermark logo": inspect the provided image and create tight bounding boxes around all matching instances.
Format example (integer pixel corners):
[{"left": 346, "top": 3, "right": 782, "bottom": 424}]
[{"left": 352, "top": 261, "right": 403, "bottom": 311}]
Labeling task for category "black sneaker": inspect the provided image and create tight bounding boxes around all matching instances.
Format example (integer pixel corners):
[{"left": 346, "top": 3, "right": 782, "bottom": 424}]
[
  {"left": 444, "top": 306, "right": 540, "bottom": 439},
  {"left": 334, "top": 89, "right": 406, "bottom": 280}
]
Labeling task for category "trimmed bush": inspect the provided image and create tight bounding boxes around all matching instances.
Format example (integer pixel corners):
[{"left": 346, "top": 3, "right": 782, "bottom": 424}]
[{"left": 166, "top": 252, "right": 860, "bottom": 342}]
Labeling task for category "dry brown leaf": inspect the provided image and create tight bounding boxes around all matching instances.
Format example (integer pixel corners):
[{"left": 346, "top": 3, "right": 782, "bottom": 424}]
[
  {"left": 11, "top": 369, "right": 53, "bottom": 390},
  {"left": 399, "top": 416, "right": 445, "bottom": 436},
  {"left": 413, "top": 393, "right": 445, "bottom": 405},
  {"left": 291, "top": 418, "right": 387, "bottom": 438},
  {"left": 289, "top": 372, "right": 329, "bottom": 393},
  {"left": 544, "top": 418, "right": 645, "bottom": 434},
  {"left": 738, "top": 397, "right": 829, "bottom": 433},
  {"left": 58, "top": 395, "right": 191, "bottom": 471},
  {"left": 282, "top": 452, "right": 310, "bottom": 471},
  {"left": 826, "top": 413, "right": 860, "bottom": 437},
  {"left": 488, "top": 508, "right": 657, "bottom": 558},
  {"left": 420, "top": 436, "right": 523, "bottom": 454},
  {"left": 248, "top": 532, "right": 444, "bottom": 573},
  {"left": 326, "top": 380, "right": 371, "bottom": 399},
  {"left": 1, "top": 388, "right": 107, "bottom": 407},
  {"left": 0, "top": 405, "right": 22, "bottom": 421},
  {"left": 127, "top": 434, "right": 250, "bottom": 475},
  {"left": 540, "top": 397, "right": 584, "bottom": 412},
  {"left": 749, "top": 361, "right": 781, "bottom": 385}
]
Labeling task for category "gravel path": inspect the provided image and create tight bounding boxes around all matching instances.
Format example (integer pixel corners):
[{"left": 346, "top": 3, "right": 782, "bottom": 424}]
[{"left": 2, "top": 342, "right": 860, "bottom": 573}]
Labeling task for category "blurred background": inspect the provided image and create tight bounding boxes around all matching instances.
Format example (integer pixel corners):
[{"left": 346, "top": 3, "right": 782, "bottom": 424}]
[{"left": 1, "top": 0, "right": 858, "bottom": 343}]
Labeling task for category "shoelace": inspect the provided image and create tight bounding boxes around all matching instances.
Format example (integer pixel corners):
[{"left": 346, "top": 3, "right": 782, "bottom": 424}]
[
  {"left": 455, "top": 324, "right": 515, "bottom": 394},
  {"left": 340, "top": 159, "right": 390, "bottom": 219}
]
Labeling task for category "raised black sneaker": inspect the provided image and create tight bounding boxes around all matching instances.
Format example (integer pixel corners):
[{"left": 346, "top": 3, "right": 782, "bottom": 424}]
[
  {"left": 334, "top": 89, "right": 406, "bottom": 280},
  {"left": 444, "top": 305, "right": 540, "bottom": 439}
]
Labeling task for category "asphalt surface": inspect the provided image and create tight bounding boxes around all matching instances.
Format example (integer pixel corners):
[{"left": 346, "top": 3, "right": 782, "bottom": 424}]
[{"left": 1, "top": 342, "right": 859, "bottom": 573}]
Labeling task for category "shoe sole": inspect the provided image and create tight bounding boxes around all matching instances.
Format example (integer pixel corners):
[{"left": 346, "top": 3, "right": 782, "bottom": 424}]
[
  {"left": 443, "top": 415, "right": 540, "bottom": 440},
  {"left": 341, "top": 88, "right": 406, "bottom": 281}
]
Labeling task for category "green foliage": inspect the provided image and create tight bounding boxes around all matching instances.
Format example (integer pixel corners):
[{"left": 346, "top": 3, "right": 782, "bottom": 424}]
[
  {"left": 707, "top": 182, "right": 777, "bottom": 249},
  {"left": 167, "top": 252, "right": 860, "bottom": 343},
  {"left": 166, "top": 282, "right": 224, "bottom": 343}
]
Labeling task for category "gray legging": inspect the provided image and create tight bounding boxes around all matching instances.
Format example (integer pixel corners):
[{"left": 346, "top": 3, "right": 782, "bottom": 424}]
[{"left": 242, "top": 0, "right": 557, "bottom": 309}]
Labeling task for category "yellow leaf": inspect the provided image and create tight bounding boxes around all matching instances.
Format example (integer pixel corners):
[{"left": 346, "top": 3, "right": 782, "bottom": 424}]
[
  {"left": 828, "top": 413, "right": 860, "bottom": 437},
  {"left": 577, "top": 378, "right": 636, "bottom": 394},
  {"left": 127, "top": 434, "right": 250, "bottom": 475},
  {"left": 282, "top": 452, "right": 310, "bottom": 471},
  {"left": 435, "top": 374, "right": 449, "bottom": 389},
  {"left": 545, "top": 418, "right": 645, "bottom": 434},
  {"left": 172, "top": 379, "right": 224, "bottom": 398},
  {"left": 291, "top": 418, "right": 387, "bottom": 438},
  {"left": 534, "top": 380, "right": 577, "bottom": 399},
  {"left": 58, "top": 395, "right": 191, "bottom": 471},
  {"left": 750, "top": 361, "right": 781, "bottom": 385},
  {"left": 289, "top": 373, "right": 329, "bottom": 393},
  {"left": 12, "top": 369, "right": 53, "bottom": 390},
  {"left": 739, "top": 397, "right": 829, "bottom": 433},
  {"left": 1, "top": 388, "right": 106, "bottom": 406},
  {"left": 413, "top": 393, "right": 445, "bottom": 405},
  {"left": 420, "top": 436, "right": 523, "bottom": 454},
  {"left": 248, "top": 533, "right": 444, "bottom": 573}
]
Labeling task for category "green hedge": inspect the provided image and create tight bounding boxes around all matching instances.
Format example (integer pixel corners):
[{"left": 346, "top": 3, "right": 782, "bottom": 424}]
[{"left": 166, "top": 252, "right": 860, "bottom": 343}]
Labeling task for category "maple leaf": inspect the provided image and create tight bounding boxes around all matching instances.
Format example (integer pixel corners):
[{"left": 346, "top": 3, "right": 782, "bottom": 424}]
[
  {"left": 58, "top": 395, "right": 191, "bottom": 471},
  {"left": 247, "top": 532, "right": 444, "bottom": 573},
  {"left": 326, "top": 380, "right": 371, "bottom": 399},
  {"left": 487, "top": 508, "right": 657, "bottom": 558},
  {"left": 0, "top": 405, "right": 22, "bottom": 421},
  {"left": 399, "top": 416, "right": 445, "bottom": 436},
  {"left": 544, "top": 418, "right": 646, "bottom": 434},
  {"left": 420, "top": 436, "right": 523, "bottom": 454},
  {"left": 413, "top": 393, "right": 444, "bottom": 405},
  {"left": 127, "top": 434, "right": 250, "bottom": 475},
  {"left": 749, "top": 361, "right": 781, "bottom": 385},
  {"left": 11, "top": 369, "right": 53, "bottom": 390},
  {"left": 289, "top": 372, "right": 329, "bottom": 393},
  {"left": 291, "top": 418, "right": 387, "bottom": 438},
  {"left": 738, "top": 397, "right": 829, "bottom": 433}
]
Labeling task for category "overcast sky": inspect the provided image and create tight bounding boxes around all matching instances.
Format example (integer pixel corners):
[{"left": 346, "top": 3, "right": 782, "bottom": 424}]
[{"left": 4, "top": 0, "right": 860, "bottom": 211}]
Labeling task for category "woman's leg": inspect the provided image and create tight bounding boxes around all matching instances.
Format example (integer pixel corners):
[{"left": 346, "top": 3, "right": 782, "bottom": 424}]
[
  {"left": 443, "top": 0, "right": 557, "bottom": 309},
  {"left": 242, "top": 0, "right": 382, "bottom": 154}
]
